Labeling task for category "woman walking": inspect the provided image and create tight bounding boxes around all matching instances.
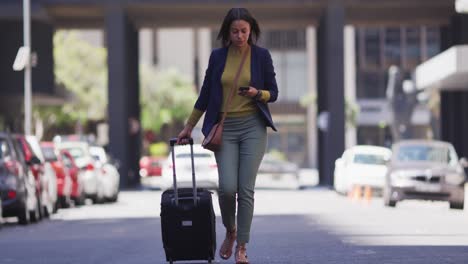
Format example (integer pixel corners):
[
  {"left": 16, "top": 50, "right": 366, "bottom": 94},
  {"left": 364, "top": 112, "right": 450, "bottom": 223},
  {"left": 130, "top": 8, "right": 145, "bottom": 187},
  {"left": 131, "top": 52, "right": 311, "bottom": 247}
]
[{"left": 177, "top": 7, "right": 278, "bottom": 264}]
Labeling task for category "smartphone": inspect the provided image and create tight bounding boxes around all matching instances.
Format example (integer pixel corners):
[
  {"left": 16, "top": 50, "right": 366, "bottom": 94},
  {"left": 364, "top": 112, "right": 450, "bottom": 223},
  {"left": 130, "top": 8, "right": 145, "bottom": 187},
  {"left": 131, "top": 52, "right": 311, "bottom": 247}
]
[{"left": 239, "top": 86, "right": 249, "bottom": 92}]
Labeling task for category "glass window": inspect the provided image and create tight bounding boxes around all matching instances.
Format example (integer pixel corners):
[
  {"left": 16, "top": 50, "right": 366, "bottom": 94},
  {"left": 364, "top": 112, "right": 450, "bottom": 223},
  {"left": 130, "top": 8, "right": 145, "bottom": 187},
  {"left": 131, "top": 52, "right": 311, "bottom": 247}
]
[
  {"left": 176, "top": 153, "right": 212, "bottom": 159},
  {"left": 285, "top": 51, "right": 307, "bottom": 101},
  {"left": 357, "top": 71, "right": 386, "bottom": 99},
  {"left": 271, "top": 51, "right": 307, "bottom": 102},
  {"left": 287, "top": 132, "right": 305, "bottom": 153},
  {"left": 405, "top": 27, "right": 421, "bottom": 68},
  {"left": 397, "top": 145, "right": 449, "bottom": 163},
  {"left": 41, "top": 146, "right": 57, "bottom": 162},
  {"left": 353, "top": 154, "right": 387, "bottom": 165},
  {"left": 263, "top": 29, "right": 306, "bottom": 50},
  {"left": 357, "top": 126, "right": 391, "bottom": 147},
  {"left": 0, "top": 138, "right": 10, "bottom": 159},
  {"left": 426, "top": 27, "right": 440, "bottom": 59},
  {"left": 270, "top": 51, "right": 284, "bottom": 99},
  {"left": 384, "top": 27, "right": 401, "bottom": 67},
  {"left": 364, "top": 28, "right": 381, "bottom": 68},
  {"left": 267, "top": 133, "right": 282, "bottom": 152},
  {"left": 63, "top": 147, "right": 85, "bottom": 159},
  {"left": 61, "top": 153, "right": 72, "bottom": 168}
]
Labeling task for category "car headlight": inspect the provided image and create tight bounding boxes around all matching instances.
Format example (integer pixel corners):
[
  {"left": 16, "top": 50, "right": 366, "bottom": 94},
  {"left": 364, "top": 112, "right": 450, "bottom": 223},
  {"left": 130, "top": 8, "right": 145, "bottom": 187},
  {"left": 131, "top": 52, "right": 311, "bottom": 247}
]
[{"left": 445, "top": 173, "right": 465, "bottom": 185}]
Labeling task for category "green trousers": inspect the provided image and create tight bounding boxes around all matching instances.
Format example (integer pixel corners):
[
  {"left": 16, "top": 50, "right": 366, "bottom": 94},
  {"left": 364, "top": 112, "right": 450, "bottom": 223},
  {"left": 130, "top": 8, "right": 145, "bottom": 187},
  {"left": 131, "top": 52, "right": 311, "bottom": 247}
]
[{"left": 215, "top": 113, "right": 267, "bottom": 243}]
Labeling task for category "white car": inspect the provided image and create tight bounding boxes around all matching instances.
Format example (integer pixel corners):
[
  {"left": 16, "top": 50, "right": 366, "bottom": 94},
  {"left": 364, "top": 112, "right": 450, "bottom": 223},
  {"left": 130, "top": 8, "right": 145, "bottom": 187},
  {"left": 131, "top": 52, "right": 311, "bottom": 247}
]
[
  {"left": 89, "top": 146, "right": 120, "bottom": 202},
  {"left": 26, "top": 135, "right": 58, "bottom": 217},
  {"left": 256, "top": 154, "right": 300, "bottom": 189},
  {"left": 56, "top": 142, "right": 100, "bottom": 202},
  {"left": 334, "top": 145, "right": 392, "bottom": 195},
  {"left": 161, "top": 144, "right": 218, "bottom": 190}
]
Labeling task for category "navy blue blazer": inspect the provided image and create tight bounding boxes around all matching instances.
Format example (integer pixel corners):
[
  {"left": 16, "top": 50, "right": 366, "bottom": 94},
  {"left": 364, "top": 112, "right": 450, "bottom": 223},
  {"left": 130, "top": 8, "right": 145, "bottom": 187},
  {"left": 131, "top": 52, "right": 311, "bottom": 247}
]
[{"left": 194, "top": 45, "right": 278, "bottom": 137}]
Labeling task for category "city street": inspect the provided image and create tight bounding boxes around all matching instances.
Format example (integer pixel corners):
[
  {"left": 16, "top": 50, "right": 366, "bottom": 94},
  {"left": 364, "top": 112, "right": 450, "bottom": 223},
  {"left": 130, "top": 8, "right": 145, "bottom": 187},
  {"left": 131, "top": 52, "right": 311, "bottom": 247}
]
[{"left": 1, "top": 187, "right": 468, "bottom": 263}]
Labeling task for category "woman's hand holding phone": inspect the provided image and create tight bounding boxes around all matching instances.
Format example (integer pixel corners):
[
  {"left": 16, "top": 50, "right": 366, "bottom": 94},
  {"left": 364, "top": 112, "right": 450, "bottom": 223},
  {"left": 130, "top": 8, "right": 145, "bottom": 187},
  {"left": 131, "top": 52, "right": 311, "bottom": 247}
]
[{"left": 238, "top": 86, "right": 258, "bottom": 98}]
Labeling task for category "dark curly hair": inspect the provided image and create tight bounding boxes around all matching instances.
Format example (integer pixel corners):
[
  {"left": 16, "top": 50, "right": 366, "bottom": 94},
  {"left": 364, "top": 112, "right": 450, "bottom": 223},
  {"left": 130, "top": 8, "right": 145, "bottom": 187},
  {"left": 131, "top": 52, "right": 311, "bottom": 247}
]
[{"left": 217, "top": 8, "right": 261, "bottom": 47}]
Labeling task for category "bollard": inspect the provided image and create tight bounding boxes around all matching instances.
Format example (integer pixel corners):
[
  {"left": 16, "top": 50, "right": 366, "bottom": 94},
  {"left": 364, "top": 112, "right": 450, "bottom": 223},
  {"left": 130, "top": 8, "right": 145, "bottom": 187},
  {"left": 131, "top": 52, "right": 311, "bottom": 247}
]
[
  {"left": 363, "top": 185, "right": 373, "bottom": 203},
  {"left": 348, "top": 184, "right": 362, "bottom": 201}
]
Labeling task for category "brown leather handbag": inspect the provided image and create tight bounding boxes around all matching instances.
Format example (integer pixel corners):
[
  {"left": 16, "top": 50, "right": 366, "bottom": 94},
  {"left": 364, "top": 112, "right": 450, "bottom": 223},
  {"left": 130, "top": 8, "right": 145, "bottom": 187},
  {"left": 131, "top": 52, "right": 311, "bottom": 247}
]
[{"left": 202, "top": 48, "right": 250, "bottom": 152}]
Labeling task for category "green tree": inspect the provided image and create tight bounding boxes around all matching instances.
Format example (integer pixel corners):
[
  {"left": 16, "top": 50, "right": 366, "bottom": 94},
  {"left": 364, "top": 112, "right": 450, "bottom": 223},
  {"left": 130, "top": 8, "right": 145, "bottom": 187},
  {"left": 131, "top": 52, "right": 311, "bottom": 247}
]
[
  {"left": 37, "top": 30, "right": 196, "bottom": 141},
  {"left": 140, "top": 66, "right": 197, "bottom": 133},
  {"left": 53, "top": 30, "right": 108, "bottom": 121}
]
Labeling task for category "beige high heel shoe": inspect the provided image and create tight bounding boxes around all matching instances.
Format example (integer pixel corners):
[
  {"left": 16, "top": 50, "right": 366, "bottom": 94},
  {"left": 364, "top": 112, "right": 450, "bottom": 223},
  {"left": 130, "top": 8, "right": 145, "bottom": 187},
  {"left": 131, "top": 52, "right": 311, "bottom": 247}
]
[
  {"left": 235, "top": 244, "right": 249, "bottom": 264},
  {"left": 219, "top": 227, "right": 237, "bottom": 260}
]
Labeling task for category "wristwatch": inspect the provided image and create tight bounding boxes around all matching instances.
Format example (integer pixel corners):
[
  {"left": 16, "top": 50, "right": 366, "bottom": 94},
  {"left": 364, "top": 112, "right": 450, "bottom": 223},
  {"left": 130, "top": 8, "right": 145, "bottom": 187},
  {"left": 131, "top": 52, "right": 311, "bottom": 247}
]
[{"left": 255, "top": 90, "right": 262, "bottom": 100}]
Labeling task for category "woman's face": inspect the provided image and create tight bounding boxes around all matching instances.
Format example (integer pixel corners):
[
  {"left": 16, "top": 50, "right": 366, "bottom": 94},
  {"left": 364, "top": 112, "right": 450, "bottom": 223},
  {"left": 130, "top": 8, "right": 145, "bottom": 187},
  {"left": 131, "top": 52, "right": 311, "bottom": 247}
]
[{"left": 229, "top": 19, "right": 251, "bottom": 48}]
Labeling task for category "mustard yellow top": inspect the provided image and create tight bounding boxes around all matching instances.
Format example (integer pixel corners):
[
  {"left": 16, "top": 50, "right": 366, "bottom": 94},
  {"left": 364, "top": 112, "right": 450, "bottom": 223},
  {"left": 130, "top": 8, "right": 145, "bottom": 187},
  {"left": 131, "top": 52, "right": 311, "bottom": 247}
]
[{"left": 187, "top": 46, "right": 271, "bottom": 127}]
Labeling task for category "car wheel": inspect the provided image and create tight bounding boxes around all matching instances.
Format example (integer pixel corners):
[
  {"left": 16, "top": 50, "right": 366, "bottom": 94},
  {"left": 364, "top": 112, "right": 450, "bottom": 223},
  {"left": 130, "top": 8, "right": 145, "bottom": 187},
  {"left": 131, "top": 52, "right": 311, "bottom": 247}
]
[
  {"left": 449, "top": 201, "right": 464, "bottom": 210},
  {"left": 384, "top": 198, "right": 396, "bottom": 207},
  {"left": 109, "top": 192, "right": 119, "bottom": 203},
  {"left": 42, "top": 205, "right": 50, "bottom": 219},
  {"left": 78, "top": 192, "right": 86, "bottom": 206},
  {"left": 30, "top": 199, "right": 41, "bottom": 223},
  {"left": 60, "top": 196, "right": 71, "bottom": 209},
  {"left": 52, "top": 201, "right": 59, "bottom": 214},
  {"left": 17, "top": 200, "right": 30, "bottom": 225},
  {"left": 383, "top": 188, "right": 397, "bottom": 207}
]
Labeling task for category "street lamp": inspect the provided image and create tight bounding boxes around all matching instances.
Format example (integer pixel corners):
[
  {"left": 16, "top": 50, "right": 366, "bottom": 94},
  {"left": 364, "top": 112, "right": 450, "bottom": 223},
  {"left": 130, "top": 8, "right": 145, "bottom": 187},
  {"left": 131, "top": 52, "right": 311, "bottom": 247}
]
[
  {"left": 23, "top": 0, "right": 32, "bottom": 135},
  {"left": 456, "top": 0, "right": 468, "bottom": 13},
  {"left": 13, "top": 0, "right": 31, "bottom": 135}
]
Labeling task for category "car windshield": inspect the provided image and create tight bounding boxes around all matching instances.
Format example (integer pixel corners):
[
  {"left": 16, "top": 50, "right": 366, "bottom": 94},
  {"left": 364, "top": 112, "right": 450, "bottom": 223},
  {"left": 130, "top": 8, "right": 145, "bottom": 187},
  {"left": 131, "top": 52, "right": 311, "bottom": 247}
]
[
  {"left": 353, "top": 154, "right": 387, "bottom": 165},
  {"left": 176, "top": 153, "right": 212, "bottom": 159},
  {"left": 397, "top": 145, "right": 450, "bottom": 163},
  {"left": 63, "top": 147, "right": 85, "bottom": 159},
  {"left": 41, "top": 146, "right": 57, "bottom": 161}
]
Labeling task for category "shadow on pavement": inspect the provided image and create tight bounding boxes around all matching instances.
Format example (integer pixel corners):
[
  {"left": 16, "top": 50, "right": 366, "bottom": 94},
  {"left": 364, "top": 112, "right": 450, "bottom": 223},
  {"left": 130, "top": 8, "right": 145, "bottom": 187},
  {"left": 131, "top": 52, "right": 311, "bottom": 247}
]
[{"left": 0, "top": 214, "right": 467, "bottom": 263}]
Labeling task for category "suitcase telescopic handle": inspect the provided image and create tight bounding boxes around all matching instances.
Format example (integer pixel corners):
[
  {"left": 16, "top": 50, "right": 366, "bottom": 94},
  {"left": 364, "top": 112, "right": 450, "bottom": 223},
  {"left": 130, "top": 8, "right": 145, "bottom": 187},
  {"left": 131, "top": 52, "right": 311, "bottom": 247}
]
[
  {"left": 169, "top": 138, "right": 193, "bottom": 146},
  {"left": 169, "top": 137, "right": 197, "bottom": 206}
]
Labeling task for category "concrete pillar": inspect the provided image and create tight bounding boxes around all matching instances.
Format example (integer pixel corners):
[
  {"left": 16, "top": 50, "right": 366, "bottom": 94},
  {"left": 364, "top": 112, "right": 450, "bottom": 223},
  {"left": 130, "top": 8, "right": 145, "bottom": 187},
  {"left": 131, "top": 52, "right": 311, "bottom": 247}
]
[
  {"left": 106, "top": 6, "right": 141, "bottom": 188},
  {"left": 344, "top": 25, "right": 357, "bottom": 149},
  {"left": 306, "top": 26, "right": 318, "bottom": 168},
  {"left": 317, "top": 2, "right": 345, "bottom": 186},
  {"left": 197, "top": 27, "right": 212, "bottom": 92},
  {"left": 440, "top": 13, "right": 468, "bottom": 159}
]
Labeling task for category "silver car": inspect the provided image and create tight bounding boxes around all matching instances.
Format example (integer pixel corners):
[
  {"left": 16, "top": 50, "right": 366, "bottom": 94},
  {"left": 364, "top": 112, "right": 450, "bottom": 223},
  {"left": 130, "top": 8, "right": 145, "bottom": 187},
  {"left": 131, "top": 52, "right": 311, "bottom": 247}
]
[
  {"left": 384, "top": 140, "right": 466, "bottom": 209},
  {"left": 160, "top": 144, "right": 218, "bottom": 190}
]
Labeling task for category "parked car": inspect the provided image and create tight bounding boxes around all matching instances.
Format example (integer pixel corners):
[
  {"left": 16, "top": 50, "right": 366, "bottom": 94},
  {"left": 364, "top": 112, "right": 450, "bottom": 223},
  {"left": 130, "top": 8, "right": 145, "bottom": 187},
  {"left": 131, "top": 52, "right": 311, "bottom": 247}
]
[
  {"left": 256, "top": 154, "right": 300, "bottom": 189},
  {"left": 384, "top": 140, "right": 466, "bottom": 209},
  {"left": 139, "top": 156, "right": 165, "bottom": 189},
  {"left": 160, "top": 144, "right": 218, "bottom": 190},
  {"left": 26, "top": 136, "right": 58, "bottom": 217},
  {"left": 56, "top": 141, "right": 100, "bottom": 203},
  {"left": 14, "top": 135, "right": 47, "bottom": 221},
  {"left": 333, "top": 145, "right": 392, "bottom": 195},
  {"left": 89, "top": 146, "right": 120, "bottom": 202},
  {"left": 0, "top": 132, "right": 39, "bottom": 224},
  {"left": 41, "top": 142, "right": 72, "bottom": 209},
  {"left": 59, "top": 150, "right": 85, "bottom": 206}
]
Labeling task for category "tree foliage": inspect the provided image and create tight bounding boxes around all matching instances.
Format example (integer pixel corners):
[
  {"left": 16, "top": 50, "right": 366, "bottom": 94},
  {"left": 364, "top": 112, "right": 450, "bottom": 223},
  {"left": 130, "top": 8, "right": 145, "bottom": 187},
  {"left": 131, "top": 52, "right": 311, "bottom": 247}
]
[
  {"left": 53, "top": 30, "right": 108, "bottom": 121},
  {"left": 41, "top": 30, "right": 196, "bottom": 139},
  {"left": 140, "top": 66, "right": 197, "bottom": 132}
]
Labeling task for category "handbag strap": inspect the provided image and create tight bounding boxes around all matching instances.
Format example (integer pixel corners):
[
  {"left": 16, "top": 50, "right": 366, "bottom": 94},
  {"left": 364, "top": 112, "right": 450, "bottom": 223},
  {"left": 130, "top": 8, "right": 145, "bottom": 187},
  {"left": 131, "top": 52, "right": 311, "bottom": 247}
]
[{"left": 220, "top": 46, "right": 250, "bottom": 123}]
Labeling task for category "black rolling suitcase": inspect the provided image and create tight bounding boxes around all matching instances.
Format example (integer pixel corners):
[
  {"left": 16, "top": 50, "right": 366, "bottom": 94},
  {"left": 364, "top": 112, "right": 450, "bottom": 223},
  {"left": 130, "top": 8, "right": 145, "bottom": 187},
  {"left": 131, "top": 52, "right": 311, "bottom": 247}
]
[{"left": 160, "top": 138, "right": 216, "bottom": 264}]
